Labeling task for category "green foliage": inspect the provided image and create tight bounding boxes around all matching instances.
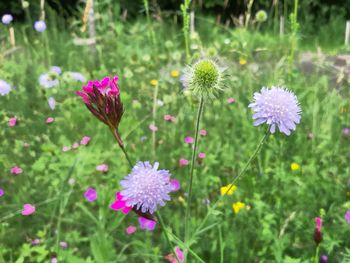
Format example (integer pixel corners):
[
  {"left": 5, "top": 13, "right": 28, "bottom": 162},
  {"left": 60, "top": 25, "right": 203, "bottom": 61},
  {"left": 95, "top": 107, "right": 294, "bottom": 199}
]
[{"left": 0, "top": 2, "right": 350, "bottom": 263}]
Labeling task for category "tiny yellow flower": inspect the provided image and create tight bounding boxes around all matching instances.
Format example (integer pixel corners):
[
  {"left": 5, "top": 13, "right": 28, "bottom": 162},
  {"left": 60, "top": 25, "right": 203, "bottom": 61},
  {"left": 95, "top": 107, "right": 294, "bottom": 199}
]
[
  {"left": 346, "top": 191, "right": 350, "bottom": 197},
  {"left": 150, "top": 79, "right": 158, "bottom": 86},
  {"left": 290, "top": 162, "right": 300, "bottom": 171},
  {"left": 220, "top": 184, "right": 237, "bottom": 196},
  {"left": 170, "top": 70, "right": 180, "bottom": 78},
  {"left": 178, "top": 196, "right": 185, "bottom": 203},
  {"left": 239, "top": 57, "right": 247, "bottom": 65},
  {"left": 232, "top": 201, "right": 246, "bottom": 214}
]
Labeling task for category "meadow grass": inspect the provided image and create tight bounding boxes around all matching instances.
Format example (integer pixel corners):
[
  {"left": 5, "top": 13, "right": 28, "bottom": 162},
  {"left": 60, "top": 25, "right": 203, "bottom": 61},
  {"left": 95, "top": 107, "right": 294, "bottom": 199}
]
[{"left": 0, "top": 5, "right": 350, "bottom": 263}]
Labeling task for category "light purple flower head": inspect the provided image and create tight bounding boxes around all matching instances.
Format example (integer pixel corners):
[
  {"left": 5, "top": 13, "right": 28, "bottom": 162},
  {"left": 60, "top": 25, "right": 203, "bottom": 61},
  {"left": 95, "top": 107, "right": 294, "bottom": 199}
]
[
  {"left": 50, "top": 66, "right": 62, "bottom": 75},
  {"left": 34, "top": 20, "right": 46, "bottom": 32},
  {"left": 120, "top": 161, "right": 178, "bottom": 214},
  {"left": 0, "top": 80, "right": 11, "bottom": 96},
  {"left": 2, "top": 14, "right": 13, "bottom": 25},
  {"left": 249, "top": 86, "right": 301, "bottom": 135},
  {"left": 39, "top": 73, "right": 59, "bottom": 88},
  {"left": 345, "top": 210, "right": 350, "bottom": 224},
  {"left": 69, "top": 72, "right": 86, "bottom": 82}
]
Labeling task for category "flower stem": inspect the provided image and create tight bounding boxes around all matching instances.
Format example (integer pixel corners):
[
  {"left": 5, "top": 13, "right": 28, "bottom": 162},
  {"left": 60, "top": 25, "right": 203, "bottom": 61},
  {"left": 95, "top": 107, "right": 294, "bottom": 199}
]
[
  {"left": 184, "top": 97, "right": 204, "bottom": 261},
  {"left": 314, "top": 245, "right": 320, "bottom": 263},
  {"left": 110, "top": 127, "right": 133, "bottom": 168},
  {"left": 152, "top": 82, "right": 159, "bottom": 159},
  {"left": 191, "top": 127, "right": 270, "bottom": 242},
  {"left": 156, "top": 212, "right": 182, "bottom": 263}
]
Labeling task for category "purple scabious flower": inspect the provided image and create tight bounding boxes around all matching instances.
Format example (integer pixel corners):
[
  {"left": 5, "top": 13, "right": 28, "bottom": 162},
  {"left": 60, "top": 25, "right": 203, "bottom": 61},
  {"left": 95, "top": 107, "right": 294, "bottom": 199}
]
[
  {"left": 0, "top": 80, "right": 11, "bottom": 96},
  {"left": 120, "top": 161, "right": 175, "bottom": 214},
  {"left": 69, "top": 72, "right": 86, "bottom": 82},
  {"left": 34, "top": 20, "right": 46, "bottom": 32},
  {"left": 2, "top": 14, "right": 13, "bottom": 25},
  {"left": 249, "top": 86, "right": 301, "bottom": 135},
  {"left": 39, "top": 73, "right": 59, "bottom": 88}
]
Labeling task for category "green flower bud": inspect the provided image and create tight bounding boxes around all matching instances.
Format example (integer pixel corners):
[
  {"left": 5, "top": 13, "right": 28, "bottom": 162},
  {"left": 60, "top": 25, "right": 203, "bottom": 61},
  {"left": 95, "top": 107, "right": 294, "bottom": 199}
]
[{"left": 256, "top": 10, "right": 268, "bottom": 22}]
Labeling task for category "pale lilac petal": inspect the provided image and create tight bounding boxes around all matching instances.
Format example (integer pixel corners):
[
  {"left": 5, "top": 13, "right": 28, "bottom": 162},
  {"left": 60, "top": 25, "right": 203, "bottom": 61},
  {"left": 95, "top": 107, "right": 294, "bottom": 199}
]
[{"left": 138, "top": 216, "right": 156, "bottom": 231}]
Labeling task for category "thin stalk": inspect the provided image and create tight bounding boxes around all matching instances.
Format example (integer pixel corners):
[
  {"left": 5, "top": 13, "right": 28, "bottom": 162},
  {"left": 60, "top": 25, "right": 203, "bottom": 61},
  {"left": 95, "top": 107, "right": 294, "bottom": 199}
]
[
  {"left": 314, "top": 245, "right": 320, "bottom": 263},
  {"left": 110, "top": 127, "right": 133, "bottom": 168},
  {"left": 156, "top": 212, "right": 182, "bottom": 263},
  {"left": 152, "top": 82, "right": 159, "bottom": 159},
  {"left": 184, "top": 97, "right": 204, "bottom": 261},
  {"left": 192, "top": 128, "right": 270, "bottom": 242}
]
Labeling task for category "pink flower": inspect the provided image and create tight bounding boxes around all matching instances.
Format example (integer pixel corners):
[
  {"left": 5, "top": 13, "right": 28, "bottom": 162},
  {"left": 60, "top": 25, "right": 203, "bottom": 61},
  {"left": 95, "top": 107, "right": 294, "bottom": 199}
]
[
  {"left": 46, "top": 117, "right": 55, "bottom": 123},
  {"left": 227, "top": 97, "right": 236, "bottom": 104},
  {"left": 59, "top": 241, "right": 68, "bottom": 248},
  {"left": 126, "top": 226, "right": 137, "bottom": 234},
  {"left": 21, "top": 204, "right": 36, "bottom": 216},
  {"left": 8, "top": 117, "right": 17, "bottom": 126},
  {"left": 84, "top": 187, "right": 97, "bottom": 202},
  {"left": 184, "top": 136, "right": 194, "bottom": 144},
  {"left": 72, "top": 142, "right": 79, "bottom": 149},
  {"left": 345, "top": 211, "right": 350, "bottom": 224},
  {"left": 0, "top": 188, "right": 4, "bottom": 197},
  {"left": 31, "top": 239, "right": 40, "bottom": 245},
  {"left": 315, "top": 217, "right": 322, "bottom": 232},
  {"left": 149, "top": 124, "right": 158, "bottom": 132},
  {"left": 179, "top": 159, "right": 189, "bottom": 166},
  {"left": 165, "top": 246, "right": 184, "bottom": 263},
  {"left": 199, "top": 129, "right": 207, "bottom": 136},
  {"left": 62, "top": 146, "right": 71, "bottom": 152},
  {"left": 170, "top": 179, "right": 181, "bottom": 192},
  {"left": 10, "top": 166, "right": 23, "bottom": 175},
  {"left": 51, "top": 257, "right": 57, "bottom": 263},
  {"left": 164, "top": 114, "right": 176, "bottom": 122},
  {"left": 96, "top": 164, "right": 108, "bottom": 172},
  {"left": 138, "top": 216, "right": 156, "bottom": 231},
  {"left": 80, "top": 136, "right": 91, "bottom": 145},
  {"left": 198, "top": 152, "right": 206, "bottom": 159},
  {"left": 110, "top": 192, "right": 132, "bottom": 214}
]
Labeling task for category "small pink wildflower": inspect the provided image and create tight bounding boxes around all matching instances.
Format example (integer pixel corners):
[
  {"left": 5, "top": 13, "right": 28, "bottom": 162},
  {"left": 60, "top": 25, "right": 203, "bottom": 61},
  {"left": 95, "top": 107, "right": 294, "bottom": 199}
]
[
  {"left": 199, "top": 129, "right": 207, "bottom": 136},
  {"left": 110, "top": 192, "right": 132, "bottom": 214},
  {"left": 184, "top": 136, "right": 194, "bottom": 144},
  {"left": 10, "top": 166, "right": 23, "bottom": 175},
  {"left": 84, "top": 187, "right": 97, "bottom": 202},
  {"left": 80, "top": 136, "right": 91, "bottom": 145},
  {"left": 31, "top": 239, "right": 40, "bottom": 245},
  {"left": 179, "top": 159, "right": 189, "bottom": 166},
  {"left": 170, "top": 179, "right": 181, "bottom": 192},
  {"left": 165, "top": 246, "right": 184, "bottom": 263},
  {"left": 51, "top": 257, "right": 57, "bottom": 263},
  {"left": 315, "top": 217, "right": 322, "bottom": 232},
  {"left": 96, "top": 164, "right": 108, "bottom": 172},
  {"left": 59, "top": 241, "right": 68, "bottom": 248},
  {"left": 345, "top": 210, "right": 350, "bottom": 224},
  {"left": 149, "top": 124, "right": 158, "bottom": 132},
  {"left": 8, "top": 117, "right": 17, "bottom": 126},
  {"left": 227, "top": 97, "right": 236, "bottom": 104},
  {"left": 72, "top": 142, "right": 79, "bottom": 149},
  {"left": 164, "top": 114, "right": 176, "bottom": 122},
  {"left": 126, "top": 226, "right": 137, "bottom": 234},
  {"left": 138, "top": 216, "right": 156, "bottom": 231},
  {"left": 62, "top": 146, "right": 71, "bottom": 152},
  {"left": 21, "top": 204, "right": 36, "bottom": 216},
  {"left": 46, "top": 117, "right": 55, "bottom": 123},
  {"left": 0, "top": 188, "right": 4, "bottom": 197},
  {"left": 198, "top": 152, "right": 206, "bottom": 159}
]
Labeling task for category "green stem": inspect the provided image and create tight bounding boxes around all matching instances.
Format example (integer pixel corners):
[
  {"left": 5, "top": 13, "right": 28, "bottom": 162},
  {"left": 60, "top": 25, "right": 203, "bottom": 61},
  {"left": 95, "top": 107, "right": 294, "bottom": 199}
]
[
  {"left": 156, "top": 212, "right": 182, "bottom": 263},
  {"left": 192, "top": 127, "right": 270, "bottom": 242},
  {"left": 110, "top": 127, "right": 133, "bottom": 168},
  {"left": 314, "top": 245, "right": 320, "bottom": 263},
  {"left": 152, "top": 82, "right": 159, "bottom": 159},
  {"left": 184, "top": 97, "right": 204, "bottom": 262}
]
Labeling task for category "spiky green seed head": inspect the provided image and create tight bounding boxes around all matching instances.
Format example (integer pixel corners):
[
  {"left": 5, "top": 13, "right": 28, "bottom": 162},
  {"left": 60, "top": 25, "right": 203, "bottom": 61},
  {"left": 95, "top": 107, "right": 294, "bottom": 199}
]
[
  {"left": 256, "top": 10, "right": 268, "bottom": 22},
  {"left": 181, "top": 59, "right": 224, "bottom": 98}
]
